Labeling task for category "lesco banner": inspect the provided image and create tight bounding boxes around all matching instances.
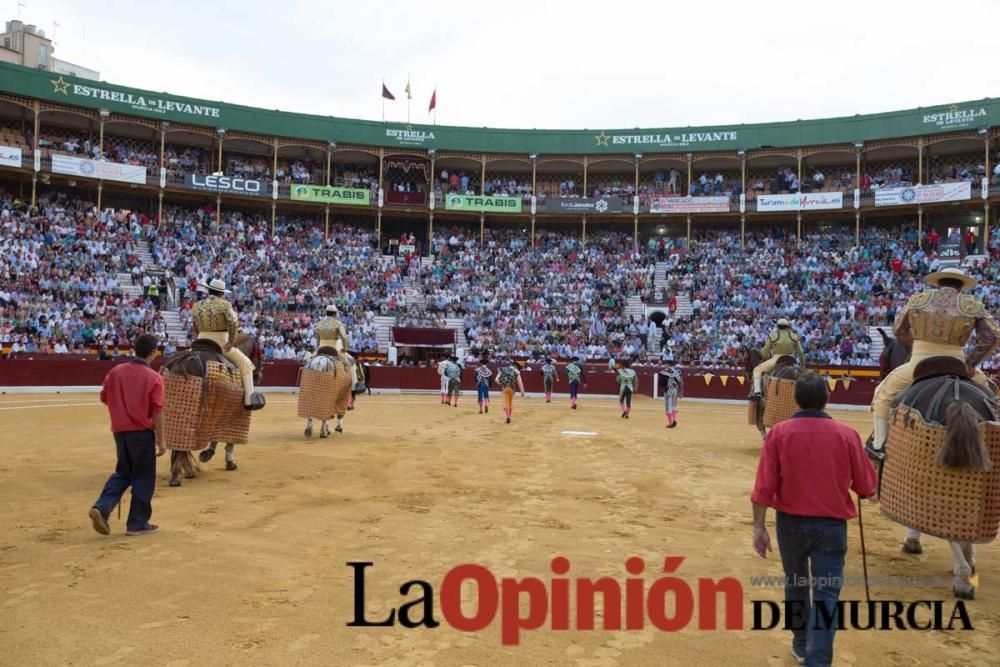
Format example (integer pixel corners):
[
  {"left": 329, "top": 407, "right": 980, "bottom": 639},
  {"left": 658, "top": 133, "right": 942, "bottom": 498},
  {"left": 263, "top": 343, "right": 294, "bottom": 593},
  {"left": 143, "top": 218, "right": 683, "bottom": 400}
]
[
  {"left": 184, "top": 173, "right": 267, "bottom": 197},
  {"left": 650, "top": 195, "right": 729, "bottom": 214},
  {"left": 542, "top": 196, "right": 624, "bottom": 214},
  {"left": 756, "top": 192, "right": 844, "bottom": 212},
  {"left": 874, "top": 182, "right": 972, "bottom": 207},
  {"left": 51, "top": 154, "right": 146, "bottom": 184},
  {"left": 0, "top": 145, "right": 22, "bottom": 168},
  {"left": 444, "top": 194, "right": 522, "bottom": 213},
  {"left": 290, "top": 184, "right": 371, "bottom": 206}
]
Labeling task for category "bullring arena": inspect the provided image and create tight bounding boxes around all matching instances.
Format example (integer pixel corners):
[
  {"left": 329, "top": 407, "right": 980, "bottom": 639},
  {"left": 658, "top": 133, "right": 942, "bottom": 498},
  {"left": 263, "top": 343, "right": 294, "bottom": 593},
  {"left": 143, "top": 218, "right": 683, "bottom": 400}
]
[{"left": 3, "top": 9, "right": 1000, "bottom": 664}]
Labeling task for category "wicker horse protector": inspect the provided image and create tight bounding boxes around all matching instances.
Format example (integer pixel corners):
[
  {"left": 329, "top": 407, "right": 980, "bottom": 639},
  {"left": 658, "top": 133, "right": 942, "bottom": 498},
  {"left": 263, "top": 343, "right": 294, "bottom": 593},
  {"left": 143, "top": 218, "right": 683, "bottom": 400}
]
[
  {"left": 297, "top": 354, "right": 352, "bottom": 419},
  {"left": 879, "top": 371, "right": 1000, "bottom": 543},
  {"left": 163, "top": 357, "right": 250, "bottom": 451},
  {"left": 762, "top": 375, "right": 799, "bottom": 428}
]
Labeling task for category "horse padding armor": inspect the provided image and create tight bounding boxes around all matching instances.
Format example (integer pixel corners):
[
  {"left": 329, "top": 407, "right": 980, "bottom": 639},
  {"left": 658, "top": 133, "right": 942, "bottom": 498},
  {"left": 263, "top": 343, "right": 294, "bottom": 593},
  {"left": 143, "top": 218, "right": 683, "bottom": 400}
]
[
  {"left": 162, "top": 350, "right": 251, "bottom": 451},
  {"left": 880, "top": 375, "right": 1000, "bottom": 543},
  {"left": 762, "top": 357, "right": 802, "bottom": 428},
  {"left": 297, "top": 354, "right": 352, "bottom": 419}
]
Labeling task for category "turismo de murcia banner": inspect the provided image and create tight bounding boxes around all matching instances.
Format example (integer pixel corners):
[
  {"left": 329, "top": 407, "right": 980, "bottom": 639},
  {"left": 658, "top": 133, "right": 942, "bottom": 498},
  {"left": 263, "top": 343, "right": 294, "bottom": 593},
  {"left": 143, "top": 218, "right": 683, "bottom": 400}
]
[
  {"left": 542, "top": 197, "right": 624, "bottom": 214},
  {"left": 184, "top": 173, "right": 267, "bottom": 197},
  {"left": 0, "top": 145, "right": 22, "bottom": 168},
  {"left": 874, "top": 182, "right": 972, "bottom": 207},
  {"left": 650, "top": 196, "right": 730, "bottom": 214},
  {"left": 290, "top": 184, "right": 371, "bottom": 206},
  {"left": 444, "top": 194, "right": 523, "bottom": 213},
  {"left": 52, "top": 154, "right": 146, "bottom": 185},
  {"left": 756, "top": 192, "right": 844, "bottom": 212}
]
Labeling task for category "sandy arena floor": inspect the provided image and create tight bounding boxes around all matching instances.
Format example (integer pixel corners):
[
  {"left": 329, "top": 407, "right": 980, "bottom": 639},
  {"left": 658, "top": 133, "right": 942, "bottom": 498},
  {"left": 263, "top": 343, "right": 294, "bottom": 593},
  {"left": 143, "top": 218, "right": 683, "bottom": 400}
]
[{"left": 0, "top": 392, "right": 997, "bottom": 666}]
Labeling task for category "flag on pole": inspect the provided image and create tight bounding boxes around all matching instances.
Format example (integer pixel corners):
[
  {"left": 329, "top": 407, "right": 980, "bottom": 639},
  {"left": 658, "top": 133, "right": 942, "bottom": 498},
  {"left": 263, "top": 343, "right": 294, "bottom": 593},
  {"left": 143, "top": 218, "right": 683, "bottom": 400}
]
[
  {"left": 381, "top": 83, "right": 395, "bottom": 101},
  {"left": 428, "top": 89, "right": 437, "bottom": 113},
  {"left": 405, "top": 79, "right": 412, "bottom": 100}
]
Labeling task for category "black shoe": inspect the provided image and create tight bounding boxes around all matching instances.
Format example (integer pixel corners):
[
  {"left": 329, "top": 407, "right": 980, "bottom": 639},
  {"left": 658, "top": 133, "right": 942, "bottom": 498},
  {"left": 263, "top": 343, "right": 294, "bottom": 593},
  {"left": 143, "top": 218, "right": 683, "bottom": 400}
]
[
  {"left": 89, "top": 507, "right": 110, "bottom": 535},
  {"left": 485, "top": 404, "right": 489, "bottom": 413},
  {"left": 506, "top": 417, "right": 511, "bottom": 424},
  {"left": 668, "top": 422, "right": 677, "bottom": 429}
]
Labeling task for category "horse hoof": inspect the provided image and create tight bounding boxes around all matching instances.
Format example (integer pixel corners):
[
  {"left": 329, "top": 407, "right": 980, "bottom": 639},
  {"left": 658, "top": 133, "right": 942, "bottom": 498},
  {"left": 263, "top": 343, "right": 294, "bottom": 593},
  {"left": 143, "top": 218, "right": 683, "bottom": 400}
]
[
  {"left": 226, "top": 461, "right": 238, "bottom": 471},
  {"left": 901, "top": 539, "right": 923, "bottom": 555},
  {"left": 199, "top": 449, "right": 214, "bottom": 463},
  {"left": 169, "top": 478, "right": 181, "bottom": 487},
  {"left": 335, "top": 425, "right": 343, "bottom": 433},
  {"left": 953, "top": 586, "right": 975, "bottom": 600},
  {"left": 304, "top": 427, "right": 313, "bottom": 437},
  {"left": 184, "top": 472, "right": 196, "bottom": 479}
]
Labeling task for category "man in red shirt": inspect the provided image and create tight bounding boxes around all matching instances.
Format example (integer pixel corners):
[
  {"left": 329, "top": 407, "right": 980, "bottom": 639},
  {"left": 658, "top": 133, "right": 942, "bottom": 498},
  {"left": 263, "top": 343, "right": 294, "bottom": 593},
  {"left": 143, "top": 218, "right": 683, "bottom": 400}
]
[
  {"left": 750, "top": 372, "right": 877, "bottom": 666},
  {"left": 89, "top": 333, "right": 166, "bottom": 537}
]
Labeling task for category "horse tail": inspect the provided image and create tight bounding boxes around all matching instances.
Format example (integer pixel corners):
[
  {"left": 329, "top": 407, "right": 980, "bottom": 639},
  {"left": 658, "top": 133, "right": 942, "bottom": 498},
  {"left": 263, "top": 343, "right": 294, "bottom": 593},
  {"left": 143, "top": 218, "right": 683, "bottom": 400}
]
[{"left": 937, "top": 402, "right": 992, "bottom": 470}]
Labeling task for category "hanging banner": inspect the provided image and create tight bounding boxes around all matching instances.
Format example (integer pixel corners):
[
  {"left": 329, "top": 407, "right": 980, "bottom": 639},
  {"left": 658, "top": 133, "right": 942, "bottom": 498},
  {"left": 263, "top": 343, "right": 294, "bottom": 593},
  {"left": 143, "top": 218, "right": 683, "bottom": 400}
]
[
  {"left": 51, "top": 154, "right": 147, "bottom": 184},
  {"left": 0, "top": 145, "right": 22, "bottom": 168},
  {"left": 290, "top": 184, "right": 371, "bottom": 206},
  {"left": 826, "top": 377, "right": 838, "bottom": 392},
  {"left": 650, "top": 196, "right": 729, "bottom": 214},
  {"left": 444, "top": 194, "right": 522, "bottom": 213},
  {"left": 719, "top": 375, "right": 730, "bottom": 386},
  {"left": 542, "top": 196, "right": 624, "bottom": 214},
  {"left": 184, "top": 173, "right": 267, "bottom": 197},
  {"left": 756, "top": 192, "right": 844, "bottom": 212},
  {"left": 702, "top": 373, "right": 714, "bottom": 385},
  {"left": 874, "top": 182, "right": 971, "bottom": 207}
]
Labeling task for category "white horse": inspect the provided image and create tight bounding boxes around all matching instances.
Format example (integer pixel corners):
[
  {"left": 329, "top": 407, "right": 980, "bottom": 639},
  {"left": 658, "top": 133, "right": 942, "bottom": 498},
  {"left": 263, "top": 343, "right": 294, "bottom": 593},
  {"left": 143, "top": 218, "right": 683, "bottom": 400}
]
[{"left": 299, "top": 351, "right": 351, "bottom": 438}]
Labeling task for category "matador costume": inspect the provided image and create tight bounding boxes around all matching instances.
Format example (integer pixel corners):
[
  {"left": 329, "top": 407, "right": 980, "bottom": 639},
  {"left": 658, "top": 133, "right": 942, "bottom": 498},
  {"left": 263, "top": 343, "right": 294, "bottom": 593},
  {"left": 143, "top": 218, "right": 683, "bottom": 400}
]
[
  {"left": 191, "top": 279, "right": 263, "bottom": 409},
  {"left": 751, "top": 318, "right": 806, "bottom": 396},
  {"left": 870, "top": 267, "right": 1000, "bottom": 450}
]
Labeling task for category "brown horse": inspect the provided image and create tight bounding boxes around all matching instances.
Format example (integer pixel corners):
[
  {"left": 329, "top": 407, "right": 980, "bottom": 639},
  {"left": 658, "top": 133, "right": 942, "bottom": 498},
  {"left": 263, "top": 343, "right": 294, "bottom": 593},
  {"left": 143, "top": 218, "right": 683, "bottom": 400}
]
[
  {"left": 165, "top": 334, "right": 264, "bottom": 486},
  {"left": 744, "top": 345, "right": 802, "bottom": 438}
]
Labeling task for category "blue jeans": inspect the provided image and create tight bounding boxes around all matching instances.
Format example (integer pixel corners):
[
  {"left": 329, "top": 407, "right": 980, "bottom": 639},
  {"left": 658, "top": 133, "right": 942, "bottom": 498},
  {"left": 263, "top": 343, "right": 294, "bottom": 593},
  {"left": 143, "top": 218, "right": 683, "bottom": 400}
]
[
  {"left": 776, "top": 512, "right": 847, "bottom": 667},
  {"left": 93, "top": 431, "right": 157, "bottom": 532}
]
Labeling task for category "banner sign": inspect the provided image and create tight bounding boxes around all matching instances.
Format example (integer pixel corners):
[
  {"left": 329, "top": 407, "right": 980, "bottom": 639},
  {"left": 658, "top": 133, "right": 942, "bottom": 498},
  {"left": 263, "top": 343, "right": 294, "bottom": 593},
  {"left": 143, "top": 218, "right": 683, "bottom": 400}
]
[
  {"left": 184, "top": 173, "right": 266, "bottom": 197},
  {"left": 290, "top": 184, "right": 371, "bottom": 206},
  {"left": 51, "top": 154, "right": 147, "bottom": 184},
  {"left": 756, "top": 192, "right": 844, "bottom": 212},
  {"left": 444, "top": 194, "right": 522, "bottom": 213},
  {"left": 0, "top": 145, "right": 22, "bottom": 168},
  {"left": 874, "top": 182, "right": 972, "bottom": 207},
  {"left": 649, "top": 196, "right": 729, "bottom": 214},
  {"left": 542, "top": 196, "right": 624, "bottom": 214},
  {"left": 938, "top": 243, "right": 962, "bottom": 261}
]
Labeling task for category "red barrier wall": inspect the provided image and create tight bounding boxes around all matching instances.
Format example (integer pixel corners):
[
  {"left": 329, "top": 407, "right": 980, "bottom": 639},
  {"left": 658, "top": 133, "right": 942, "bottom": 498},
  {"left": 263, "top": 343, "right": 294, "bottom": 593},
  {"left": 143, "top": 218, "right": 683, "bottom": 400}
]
[{"left": 0, "top": 359, "right": 878, "bottom": 405}]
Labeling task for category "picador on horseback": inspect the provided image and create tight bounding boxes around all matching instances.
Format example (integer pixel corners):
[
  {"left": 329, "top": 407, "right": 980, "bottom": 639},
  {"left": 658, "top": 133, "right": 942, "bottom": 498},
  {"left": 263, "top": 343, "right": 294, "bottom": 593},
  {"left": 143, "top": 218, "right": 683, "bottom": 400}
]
[
  {"left": 870, "top": 267, "right": 999, "bottom": 454},
  {"left": 299, "top": 304, "right": 356, "bottom": 438},
  {"left": 191, "top": 278, "right": 266, "bottom": 411},
  {"left": 751, "top": 318, "right": 805, "bottom": 399},
  {"left": 869, "top": 267, "right": 1000, "bottom": 600}
]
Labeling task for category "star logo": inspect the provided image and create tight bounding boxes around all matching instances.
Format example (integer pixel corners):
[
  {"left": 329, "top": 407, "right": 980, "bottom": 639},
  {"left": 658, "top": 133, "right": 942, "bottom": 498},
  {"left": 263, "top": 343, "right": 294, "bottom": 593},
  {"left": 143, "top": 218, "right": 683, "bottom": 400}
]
[
  {"left": 949, "top": 104, "right": 959, "bottom": 114},
  {"left": 51, "top": 76, "right": 70, "bottom": 95},
  {"left": 405, "top": 123, "right": 413, "bottom": 132},
  {"left": 595, "top": 131, "right": 610, "bottom": 146}
]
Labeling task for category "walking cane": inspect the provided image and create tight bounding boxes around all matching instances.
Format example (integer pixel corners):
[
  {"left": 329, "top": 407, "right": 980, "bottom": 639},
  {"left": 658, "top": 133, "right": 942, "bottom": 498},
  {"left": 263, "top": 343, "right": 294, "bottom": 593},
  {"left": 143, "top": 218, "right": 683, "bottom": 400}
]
[{"left": 857, "top": 494, "right": 871, "bottom": 603}]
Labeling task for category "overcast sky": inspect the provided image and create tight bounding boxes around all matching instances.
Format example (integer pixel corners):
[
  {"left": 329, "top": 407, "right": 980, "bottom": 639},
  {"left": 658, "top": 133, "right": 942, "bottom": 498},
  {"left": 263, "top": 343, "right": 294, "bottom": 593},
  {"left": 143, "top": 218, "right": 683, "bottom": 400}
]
[{"left": 17, "top": 0, "right": 1000, "bottom": 130}]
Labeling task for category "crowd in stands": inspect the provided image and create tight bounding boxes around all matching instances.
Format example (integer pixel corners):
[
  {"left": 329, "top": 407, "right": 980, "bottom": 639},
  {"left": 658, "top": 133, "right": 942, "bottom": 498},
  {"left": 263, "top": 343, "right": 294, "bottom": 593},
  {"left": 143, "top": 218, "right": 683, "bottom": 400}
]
[{"left": 5, "top": 188, "right": 1000, "bottom": 373}]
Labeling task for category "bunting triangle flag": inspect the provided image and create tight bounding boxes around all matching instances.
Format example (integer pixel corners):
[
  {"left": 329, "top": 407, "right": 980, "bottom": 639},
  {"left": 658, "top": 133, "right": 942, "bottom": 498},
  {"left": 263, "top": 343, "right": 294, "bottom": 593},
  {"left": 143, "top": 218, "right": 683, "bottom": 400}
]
[
  {"left": 841, "top": 377, "right": 852, "bottom": 390},
  {"left": 827, "top": 377, "right": 838, "bottom": 392},
  {"left": 720, "top": 375, "right": 730, "bottom": 386},
  {"left": 736, "top": 376, "right": 746, "bottom": 385},
  {"left": 703, "top": 373, "right": 714, "bottom": 386}
]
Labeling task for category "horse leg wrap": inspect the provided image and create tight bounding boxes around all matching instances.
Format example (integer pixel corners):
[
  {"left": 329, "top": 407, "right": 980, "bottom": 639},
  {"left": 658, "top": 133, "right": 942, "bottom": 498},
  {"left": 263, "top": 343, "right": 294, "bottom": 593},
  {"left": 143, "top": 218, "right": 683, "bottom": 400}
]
[{"left": 224, "top": 447, "right": 235, "bottom": 463}]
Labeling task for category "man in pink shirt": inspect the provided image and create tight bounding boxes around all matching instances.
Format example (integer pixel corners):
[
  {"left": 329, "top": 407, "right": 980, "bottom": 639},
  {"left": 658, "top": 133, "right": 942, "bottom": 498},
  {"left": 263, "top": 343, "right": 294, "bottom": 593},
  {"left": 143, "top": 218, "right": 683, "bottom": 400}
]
[
  {"left": 89, "top": 334, "right": 166, "bottom": 537},
  {"left": 750, "top": 371, "right": 878, "bottom": 666}
]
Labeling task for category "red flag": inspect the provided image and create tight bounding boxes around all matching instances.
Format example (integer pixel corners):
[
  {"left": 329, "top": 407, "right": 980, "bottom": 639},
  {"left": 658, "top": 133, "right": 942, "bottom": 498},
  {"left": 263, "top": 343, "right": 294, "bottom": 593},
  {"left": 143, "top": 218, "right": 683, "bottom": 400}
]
[
  {"left": 382, "top": 83, "right": 395, "bottom": 101},
  {"left": 428, "top": 89, "right": 437, "bottom": 113}
]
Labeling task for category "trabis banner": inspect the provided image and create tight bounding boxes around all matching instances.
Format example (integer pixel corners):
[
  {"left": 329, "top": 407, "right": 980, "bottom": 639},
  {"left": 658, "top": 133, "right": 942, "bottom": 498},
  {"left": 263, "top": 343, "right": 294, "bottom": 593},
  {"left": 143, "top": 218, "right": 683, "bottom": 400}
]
[
  {"left": 290, "top": 184, "right": 371, "bottom": 206},
  {"left": 444, "top": 194, "right": 522, "bottom": 213}
]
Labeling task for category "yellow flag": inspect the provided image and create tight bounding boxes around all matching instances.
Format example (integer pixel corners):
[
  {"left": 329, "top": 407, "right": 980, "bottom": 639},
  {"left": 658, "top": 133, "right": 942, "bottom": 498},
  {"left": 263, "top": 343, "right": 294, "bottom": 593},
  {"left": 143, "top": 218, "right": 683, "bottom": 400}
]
[
  {"left": 841, "top": 377, "right": 852, "bottom": 391},
  {"left": 703, "top": 373, "right": 714, "bottom": 386},
  {"left": 736, "top": 376, "right": 746, "bottom": 385},
  {"left": 827, "top": 377, "right": 838, "bottom": 392},
  {"left": 720, "top": 375, "right": 729, "bottom": 386}
]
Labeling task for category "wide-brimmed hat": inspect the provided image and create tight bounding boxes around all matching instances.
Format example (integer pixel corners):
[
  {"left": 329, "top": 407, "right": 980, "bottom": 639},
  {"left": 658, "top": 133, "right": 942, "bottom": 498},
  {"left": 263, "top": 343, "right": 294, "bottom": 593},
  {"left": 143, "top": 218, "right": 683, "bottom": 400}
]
[
  {"left": 325, "top": 304, "right": 339, "bottom": 314},
  {"left": 201, "top": 278, "right": 229, "bottom": 293},
  {"left": 925, "top": 267, "right": 977, "bottom": 290},
  {"left": 777, "top": 318, "right": 791, "bottom": 327}
]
